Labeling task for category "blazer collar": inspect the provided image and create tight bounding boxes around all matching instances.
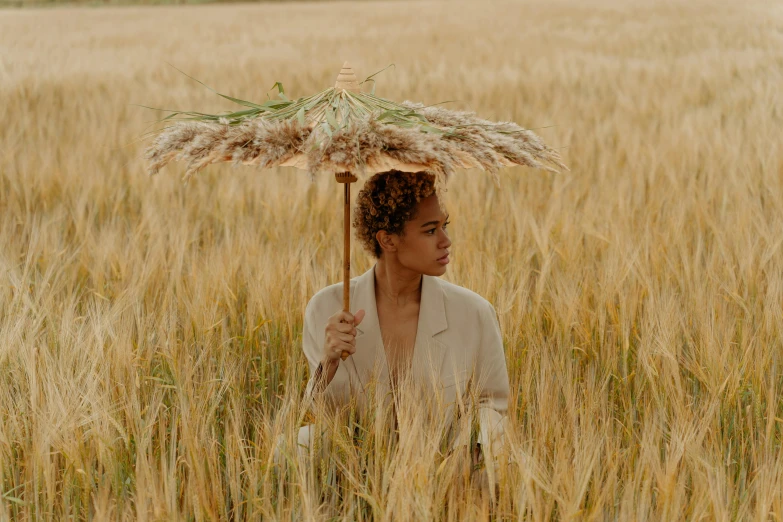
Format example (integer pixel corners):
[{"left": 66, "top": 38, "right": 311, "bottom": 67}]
[{"left": 353, "top": 264, "right": 448, "bottom": 339}]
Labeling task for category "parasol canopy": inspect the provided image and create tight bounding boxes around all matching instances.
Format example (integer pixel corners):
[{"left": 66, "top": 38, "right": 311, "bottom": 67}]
[
  {"left": 143, "top": 62, "right": 566, "bottom": 360},
  {"left": 144, "top": 62, "right": 566, "bottom": 197}
]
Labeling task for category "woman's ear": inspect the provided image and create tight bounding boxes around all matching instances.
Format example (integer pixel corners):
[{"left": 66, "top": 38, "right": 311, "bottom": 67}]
[{"left": 376, "top": 230, "right": 397, "bottom": 253}]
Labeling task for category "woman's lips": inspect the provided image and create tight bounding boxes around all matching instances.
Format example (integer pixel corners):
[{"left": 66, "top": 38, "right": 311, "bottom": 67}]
[{"left": 437, "top": 253, "right": 450, "bottom": 265}]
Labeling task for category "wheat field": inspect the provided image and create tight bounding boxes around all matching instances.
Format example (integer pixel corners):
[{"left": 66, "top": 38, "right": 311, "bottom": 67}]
[{"left": 1, "top": 0, "right": 782, "bottom": 519}]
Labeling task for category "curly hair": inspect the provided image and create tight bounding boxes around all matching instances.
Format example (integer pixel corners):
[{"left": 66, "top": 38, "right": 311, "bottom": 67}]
[{"left": 353, "top": 170, "right": 439, "bottom": 259}]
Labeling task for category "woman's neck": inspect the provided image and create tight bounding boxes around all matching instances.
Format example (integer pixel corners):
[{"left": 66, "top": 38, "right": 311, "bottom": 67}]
[{"left": 374, "top": 258, "right": 422, "bottom": 308}]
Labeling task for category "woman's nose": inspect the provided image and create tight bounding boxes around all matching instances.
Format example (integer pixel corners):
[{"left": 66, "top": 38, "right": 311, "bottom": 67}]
[{"left": 439, "top": 231, "right": 451, "bottom": 248}]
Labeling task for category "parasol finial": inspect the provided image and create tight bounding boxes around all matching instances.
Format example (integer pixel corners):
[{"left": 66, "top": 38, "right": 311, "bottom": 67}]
[{"left": 334, "top": 61, "right": 360, "bottom": 92}]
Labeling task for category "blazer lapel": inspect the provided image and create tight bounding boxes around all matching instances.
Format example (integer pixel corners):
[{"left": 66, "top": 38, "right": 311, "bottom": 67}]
[
  {"left": 350, "top": 265, "right": 390, "bottom": 388},
  {"left": 411, "top": 273, "right": 449, "bottom": 385}
]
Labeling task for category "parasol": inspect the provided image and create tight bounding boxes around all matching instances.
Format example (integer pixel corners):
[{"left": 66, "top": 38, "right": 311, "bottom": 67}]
[{"left": 144, "top": 62, "right": 566, "bottom": 359}]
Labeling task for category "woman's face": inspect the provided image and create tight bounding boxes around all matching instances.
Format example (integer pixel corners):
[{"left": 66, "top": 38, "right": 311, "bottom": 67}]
[{"left": 380, "top": 194, "right": 452, "bottom": 276}]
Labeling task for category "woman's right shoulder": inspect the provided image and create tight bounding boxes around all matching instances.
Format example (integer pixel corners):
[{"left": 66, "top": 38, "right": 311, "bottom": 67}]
[{"left": 304, "top": 281, "right": 345, "bottom": 319}]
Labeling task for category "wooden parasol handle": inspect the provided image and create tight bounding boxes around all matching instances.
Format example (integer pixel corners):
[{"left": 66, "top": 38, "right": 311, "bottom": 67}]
[{"left": 335, "top": 171, "right": 358, "bottom": 360}]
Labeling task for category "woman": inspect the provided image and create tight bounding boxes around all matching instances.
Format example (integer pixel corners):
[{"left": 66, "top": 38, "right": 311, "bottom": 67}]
[{"left": 293, "top": 170, "right": 509, "bottom": 469}]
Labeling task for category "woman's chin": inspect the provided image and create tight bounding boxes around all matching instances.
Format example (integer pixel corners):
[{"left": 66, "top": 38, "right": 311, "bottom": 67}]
[{"left": 426, "top": 263, "right": 449, "bottom": 277}]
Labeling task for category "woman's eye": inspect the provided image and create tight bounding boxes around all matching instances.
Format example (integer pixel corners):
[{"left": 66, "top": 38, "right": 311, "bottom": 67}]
[{"left": 427, "top": 221, "right": 450, "bottom": 235}]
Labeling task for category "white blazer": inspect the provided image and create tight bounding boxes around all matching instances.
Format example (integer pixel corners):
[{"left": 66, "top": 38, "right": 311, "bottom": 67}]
[{"left": 302, "top": 264, "right": 510, "bottom": 447}]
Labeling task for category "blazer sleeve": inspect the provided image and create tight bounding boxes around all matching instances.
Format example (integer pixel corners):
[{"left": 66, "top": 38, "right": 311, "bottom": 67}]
[
  {"left": 476, "top": 301, "right": 510, "bottom": 447},
  {"left": 302, "top": 299, "right": 322, "bottom": 400},
  {"left": 301, "top": 298, "right": 348, "bottom": 409}
]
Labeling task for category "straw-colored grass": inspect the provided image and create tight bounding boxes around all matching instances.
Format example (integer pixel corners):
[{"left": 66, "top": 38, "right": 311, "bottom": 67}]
[{"left": 1, "top": 0, "right": 782, "bottom": 519}]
